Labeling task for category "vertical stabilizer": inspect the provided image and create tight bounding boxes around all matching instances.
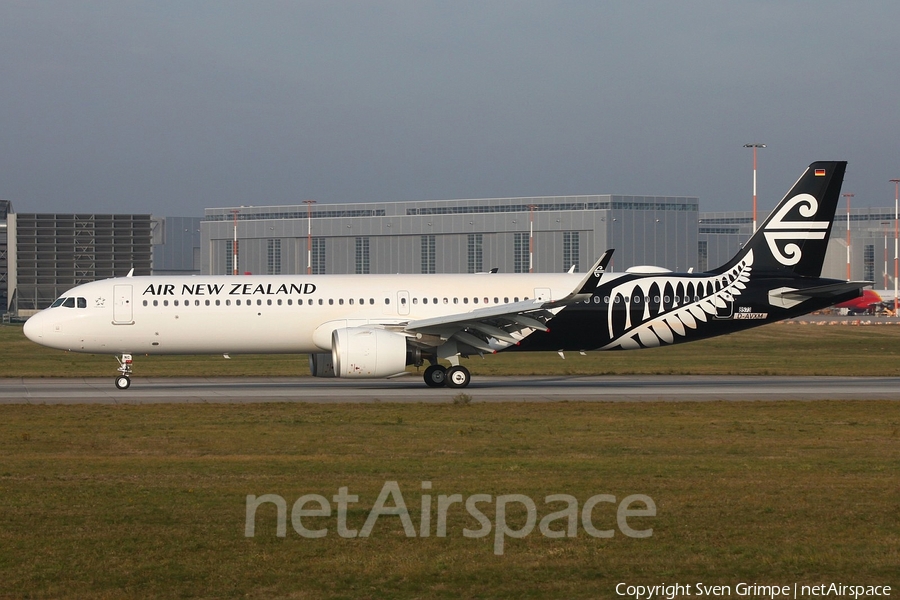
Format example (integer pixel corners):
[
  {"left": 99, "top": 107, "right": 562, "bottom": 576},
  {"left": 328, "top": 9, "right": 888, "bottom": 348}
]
[{"left": 711, "top": 161, "right": 847, "bottom": 278}]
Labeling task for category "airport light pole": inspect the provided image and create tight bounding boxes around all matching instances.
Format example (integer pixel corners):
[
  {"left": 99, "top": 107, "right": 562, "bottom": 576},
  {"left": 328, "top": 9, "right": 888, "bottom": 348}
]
[
  {"left": 303, "top": 200, "right": 316, "bottom": 275},
  {"left": 744, "top": 143, "right": 765, "bottom": 232},
  {"left": 230, "top": 209, "right": 240, "bottom": 275},
  {"left": 843, "top": 193, "right": 853, "bottom": 280},
  {"left": 528, "top": 204, "right": 536, "bottom": 273},
  {"left": 891, "top": 179, "right": 900, "bottom": 315},
  {"left": 882, "top": 222, "right": 890, "bottom": 290}
]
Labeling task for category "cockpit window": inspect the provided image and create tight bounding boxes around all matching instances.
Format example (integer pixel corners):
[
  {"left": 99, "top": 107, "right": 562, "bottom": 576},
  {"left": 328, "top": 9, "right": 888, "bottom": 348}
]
[{"left": 52, "top": 296, "right": 87, "bottom": 308}]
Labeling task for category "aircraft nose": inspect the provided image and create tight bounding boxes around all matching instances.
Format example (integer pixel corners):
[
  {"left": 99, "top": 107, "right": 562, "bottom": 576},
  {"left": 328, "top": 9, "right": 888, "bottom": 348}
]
[{"left": 23, "top": 312, "right": 43, "bottom": 343}]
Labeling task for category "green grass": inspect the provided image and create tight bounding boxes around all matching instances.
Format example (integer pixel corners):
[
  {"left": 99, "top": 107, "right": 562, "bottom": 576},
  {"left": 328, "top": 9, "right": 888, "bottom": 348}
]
[
  {"left": 0, "top": 401, "right": 897, "bottom": 599},
  {"left": 4, "top": 321, "right": 900, "bottom": 378},
  {"left": 2, "top": 322, "right": 899, "bottom": 597}
]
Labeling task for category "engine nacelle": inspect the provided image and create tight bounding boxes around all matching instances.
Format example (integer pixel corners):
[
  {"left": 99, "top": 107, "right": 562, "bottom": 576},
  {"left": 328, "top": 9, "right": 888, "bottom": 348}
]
[
  {"left": 309, "top": 353, "right": 336, "bottom": 377},
  {"left": 332, "top": 327, "right": 408, "bottom": 378}
]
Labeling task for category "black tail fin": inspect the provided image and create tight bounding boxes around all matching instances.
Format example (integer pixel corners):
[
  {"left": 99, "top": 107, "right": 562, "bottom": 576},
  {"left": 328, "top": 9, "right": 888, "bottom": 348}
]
[{"left": 710, "top": 161, "right": 847, "bottom": 278}]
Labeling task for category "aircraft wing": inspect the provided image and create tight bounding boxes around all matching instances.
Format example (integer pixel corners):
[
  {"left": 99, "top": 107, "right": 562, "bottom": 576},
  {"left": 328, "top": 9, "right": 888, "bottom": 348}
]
[{"left": 397, "top": 251, "right": 614, "bottom": 355}]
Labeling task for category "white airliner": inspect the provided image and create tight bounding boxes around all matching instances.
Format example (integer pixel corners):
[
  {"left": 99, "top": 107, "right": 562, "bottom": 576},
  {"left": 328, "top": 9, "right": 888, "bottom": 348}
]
[{"left": 24, "top": 162, "right": 867, "bottom": 390}]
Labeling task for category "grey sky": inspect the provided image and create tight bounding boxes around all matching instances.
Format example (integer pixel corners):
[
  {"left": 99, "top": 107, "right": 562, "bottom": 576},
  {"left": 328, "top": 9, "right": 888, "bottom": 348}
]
[{"left": 2, "top": 1, "right": 899, "bottom": 217}]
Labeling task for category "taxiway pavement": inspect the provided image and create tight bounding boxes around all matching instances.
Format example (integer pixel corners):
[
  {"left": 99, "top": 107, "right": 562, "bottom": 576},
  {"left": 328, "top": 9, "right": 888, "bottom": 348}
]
[{"left": 1, "top": 375, "right": 899, "bottom": 404}]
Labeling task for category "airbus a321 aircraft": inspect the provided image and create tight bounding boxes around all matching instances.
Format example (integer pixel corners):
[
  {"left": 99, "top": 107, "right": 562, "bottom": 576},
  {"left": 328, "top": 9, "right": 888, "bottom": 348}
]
[{"left": 24, "top": 161, "right": 867, "bottom": 390}]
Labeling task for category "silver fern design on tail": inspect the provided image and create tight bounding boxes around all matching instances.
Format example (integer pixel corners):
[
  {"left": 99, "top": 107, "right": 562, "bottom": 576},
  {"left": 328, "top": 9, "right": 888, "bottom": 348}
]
[{"left": 601, "top": 250, "right": 754, "bottom": 350}]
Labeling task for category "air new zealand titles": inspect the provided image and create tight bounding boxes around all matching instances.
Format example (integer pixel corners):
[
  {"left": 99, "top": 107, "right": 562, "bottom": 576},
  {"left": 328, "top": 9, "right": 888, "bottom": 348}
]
[{"left": 142, "top": 282, "right": 318, "bottom": 297}]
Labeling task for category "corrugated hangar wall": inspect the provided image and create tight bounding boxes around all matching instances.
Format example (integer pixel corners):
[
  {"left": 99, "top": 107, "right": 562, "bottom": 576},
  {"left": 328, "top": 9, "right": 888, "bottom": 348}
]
[
  {"left": 12, "top": 214, "right": 152, "bottom": 313},
  {"left": 201, "top": 195, "right": 700, "bottom": 277}
]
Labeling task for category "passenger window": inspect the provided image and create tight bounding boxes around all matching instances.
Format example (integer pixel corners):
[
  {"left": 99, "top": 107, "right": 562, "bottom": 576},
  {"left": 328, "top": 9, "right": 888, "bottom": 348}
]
[
  {"left": 494, "top": 297, "right": 499, "bottom": 304},
  {"left": 163, "top": 300, "right": 169, "bottom": 307},
  {"left": 329, "top": 299, "right": 334, "bottom": 305},
  {"left": 453, "top": 298, "right": 459, "bottom": 304},
  {"left": 174, "top": 300, "right": 179, "bottom": 307},
  {"left": 318, "top": 299, "right": 323, "bottom": 305},
  {"left": 504, "top": 297, "right": 509, "bottom": 303},
  {"left": 277, "top": 299, "right": 282, "bottom": 306},
  {"left": 349, "top": 298, "right": 354, "bottom": 305},
  {"left": 257, "top": 299, "right": 262, "bottom": 306},
  {"left": 215, "top": 300, "right": 220, "bottom": 306},
  {"left": 205, "top": 300, "right": 210, "bottom": 306},
  {"left": 370, "top": 298, "right": 375, "bottom": 305},
  {"left": 401, "top": 298, "right": 407, "bottom": 305},
  {"left": 339, "top": 299, "right": 344, "bottom": 305},
  {"left": 153, "top": 300, "right": 159, "bottom": 307},
  {"left": 412, "top": 298, "right": 418, "bottom": 304},
  {"left": 514, "top": 297, "right": 519, "bottom": 302},
  {"left": 226, "top": 300, "right": 231, "bottom": 306},
  {"left": 195, "top": 300, "right": 200, "bottom": 306},
  {"left": 422, "top": 298, "right": 428, "bottom": 304},
  {"left": 433, "top": 298, "right": 438, "bottom": 304},
  {"left": 267, "top": 299, "right": 273, "bottom": 306},
  {"left": 143, "top": 300, "right": 148, "bottom": 307},
  {"left": 360, "top": 299, "right": 365, "bottom": 305},
  {"left": 385, "top": 298, "right": 390, "bottom": 304},
  {"left": 236, "top": 299, "right": 242, "bottom": 306}
]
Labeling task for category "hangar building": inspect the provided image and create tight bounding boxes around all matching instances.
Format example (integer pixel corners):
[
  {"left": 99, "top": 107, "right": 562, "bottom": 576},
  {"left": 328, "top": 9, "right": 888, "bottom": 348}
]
[{"left": 202, "top": 195, "right": 700, "bottom": 277}]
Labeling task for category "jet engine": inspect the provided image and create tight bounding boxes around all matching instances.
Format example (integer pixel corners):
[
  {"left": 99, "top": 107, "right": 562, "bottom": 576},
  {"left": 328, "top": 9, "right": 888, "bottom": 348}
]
[
  {"left": 331, "top": 327, "right": 409, "bottom": 378},
  {"left": 309, "top": 353, "right": 336, "bottom": 377}
]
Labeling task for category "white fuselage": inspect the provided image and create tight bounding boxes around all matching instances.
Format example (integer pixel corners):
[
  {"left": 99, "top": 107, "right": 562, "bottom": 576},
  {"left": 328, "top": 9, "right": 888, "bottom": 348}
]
[{"left": 23, "top": 272, "right": 587, "bottom": 355}]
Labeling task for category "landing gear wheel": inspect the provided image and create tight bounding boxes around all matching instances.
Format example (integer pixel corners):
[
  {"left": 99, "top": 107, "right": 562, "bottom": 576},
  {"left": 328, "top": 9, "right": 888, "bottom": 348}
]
[
  {"left": 424, "top": 365, "right": 447, "bottom": 388},
  {"left": 115, "top": 353, "right": 134, "bottom": 390},
  {"left": 445, "top": 365, "right": 471, "bottom": 389}
]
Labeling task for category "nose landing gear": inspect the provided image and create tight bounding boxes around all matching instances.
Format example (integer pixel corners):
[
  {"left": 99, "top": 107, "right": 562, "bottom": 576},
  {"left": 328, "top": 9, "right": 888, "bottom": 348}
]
[{"left": 115, "top": 354, "right": 133, "bottom": 390}]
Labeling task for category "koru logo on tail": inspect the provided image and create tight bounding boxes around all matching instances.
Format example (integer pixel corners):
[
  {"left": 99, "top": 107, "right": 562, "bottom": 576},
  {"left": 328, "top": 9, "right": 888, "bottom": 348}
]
[{"left": 763, "top": 193, "right": 828, "bottom": 266}]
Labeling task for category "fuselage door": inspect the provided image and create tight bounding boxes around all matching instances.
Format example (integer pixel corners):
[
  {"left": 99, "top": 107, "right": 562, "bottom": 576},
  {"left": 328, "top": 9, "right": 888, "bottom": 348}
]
[
  {"left": 113, "top": 284, "right": 134, "bottom": 325},
  {"left": 398, "top": 290, "right": 410, "bottom": 316},
  {"left": 715, "top": 293, "right": 734, "bottom": 319}
]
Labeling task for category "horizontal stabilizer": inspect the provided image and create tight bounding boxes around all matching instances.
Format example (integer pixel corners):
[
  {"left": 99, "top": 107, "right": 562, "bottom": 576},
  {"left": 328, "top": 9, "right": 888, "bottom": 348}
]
[
  {"left": 768, "top": 281, "right": 870, "bottom": 310},
  {"left": 779, "top": 281, "right": 871, "bottom": 299}
]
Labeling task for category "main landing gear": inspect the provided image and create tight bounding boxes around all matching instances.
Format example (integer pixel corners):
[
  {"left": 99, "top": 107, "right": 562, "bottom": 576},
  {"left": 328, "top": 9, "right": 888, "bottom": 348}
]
[
  {"left": 423, "top": 364, "right": 471, "bottom": 389},
  {"left": 115, "top": 353, "right": 133, "bottom": 390}
]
